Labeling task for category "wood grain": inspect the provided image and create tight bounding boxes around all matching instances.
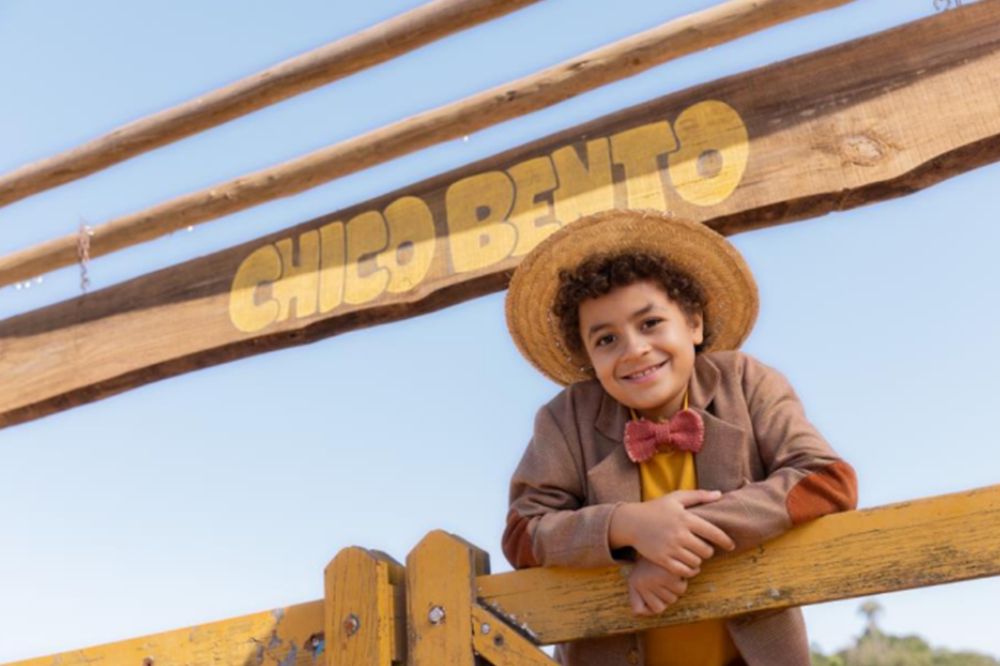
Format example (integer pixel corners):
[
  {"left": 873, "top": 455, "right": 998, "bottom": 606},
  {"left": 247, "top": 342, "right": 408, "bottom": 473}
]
[
  {"left": 406, "top": 530, "right": 490, "bottom": 666},
  {"left": 0, "top": 0, "right": 540, "bottom": 208},
  {"left": 2, "top": 600, "right": 324, "bottom": 666},
  {"left": 0, "top": 0, "right": 854, "bottom": 287},
  {"left": 325, "top": 547, "right": 406, "bottom": 665},
  {"left": 11, "top": 487, "right": 998, "bottom": 664},
  {"left": 477, "top": 485, "right": 1000, "bottom": 645},
  {"left": 2, "top": 1, "right": 1000, "bottom": 428},
  {"left": 471, "top": 605, "right": 559, "bottom": 665}
]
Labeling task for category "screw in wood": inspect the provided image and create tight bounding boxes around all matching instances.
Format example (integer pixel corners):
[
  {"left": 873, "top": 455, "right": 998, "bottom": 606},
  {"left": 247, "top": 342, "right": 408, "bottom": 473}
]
[
  {"left": 343, "top": 613, "right": 361, "bottom": 637},
  {"left": 428, "top": 605, "right": 446, "bottom": 624},
  {"left": 480, "top": 622, "right": 491, "bottom": 635}
]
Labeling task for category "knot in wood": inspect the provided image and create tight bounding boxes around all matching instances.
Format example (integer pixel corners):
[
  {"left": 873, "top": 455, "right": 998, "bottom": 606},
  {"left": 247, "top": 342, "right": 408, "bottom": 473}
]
[{"left": 841, "top": 134, "right": 886, "bottom": 166}]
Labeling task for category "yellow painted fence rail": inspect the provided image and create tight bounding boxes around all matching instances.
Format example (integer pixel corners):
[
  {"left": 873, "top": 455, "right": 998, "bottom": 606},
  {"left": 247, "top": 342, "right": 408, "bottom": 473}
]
[{"left": 9, "top": 484, "right": 1000, "bottom": 666}]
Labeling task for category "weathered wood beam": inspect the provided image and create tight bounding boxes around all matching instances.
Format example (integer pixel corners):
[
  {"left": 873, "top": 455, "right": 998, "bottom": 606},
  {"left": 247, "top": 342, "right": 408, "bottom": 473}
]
[
  {"left": 0, "top": 0, "right": 541, "bottom": 208},
  {"left": 471, "top": 605, "right": 559, "bottom": 665},
  {"left": 477, "top": 484, "right": 1000, "bottom": 645},
  {"left": 2, "top": 1, "right": 999, "bottom": 428},
  {"left": 11, "top": 486, "right": 999, "bottom": 665},
  {"left": 3, "top": 600, "right": 324, "bottom": 666},
  {"left": 0, "top": 0, "right": 854, "bottom": 288}
]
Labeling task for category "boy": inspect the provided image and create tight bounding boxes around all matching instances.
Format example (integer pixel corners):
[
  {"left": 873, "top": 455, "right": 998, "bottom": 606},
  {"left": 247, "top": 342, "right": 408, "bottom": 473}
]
[{"left": 502, "top": 210, "right": 857, "bottom": 666}]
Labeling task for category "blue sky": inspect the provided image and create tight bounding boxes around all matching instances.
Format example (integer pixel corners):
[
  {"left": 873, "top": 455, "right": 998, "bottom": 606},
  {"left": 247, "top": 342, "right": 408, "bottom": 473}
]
[{"left": 1, "top": 0, "right": 998, "bottom": 662}]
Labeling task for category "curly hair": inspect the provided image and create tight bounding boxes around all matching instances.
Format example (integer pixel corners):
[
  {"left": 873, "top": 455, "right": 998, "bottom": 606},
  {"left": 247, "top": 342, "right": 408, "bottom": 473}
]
[{"left": 552, "top": 251, "right": 708, "bottom": 359}]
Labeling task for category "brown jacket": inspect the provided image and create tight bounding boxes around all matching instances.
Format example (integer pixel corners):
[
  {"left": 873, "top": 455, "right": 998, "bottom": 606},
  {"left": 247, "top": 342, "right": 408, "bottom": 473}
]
[{"left": 503, "top": 351, "right": 857, "bottom": 666}]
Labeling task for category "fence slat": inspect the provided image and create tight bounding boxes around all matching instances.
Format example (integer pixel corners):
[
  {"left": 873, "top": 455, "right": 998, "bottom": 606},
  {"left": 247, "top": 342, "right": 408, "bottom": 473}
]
[
  {"left": 406, "top": 530, "right": 490, "bottom": 666},
  {"left": 325, "top": 547, "right": 406, "bottom": 665}
]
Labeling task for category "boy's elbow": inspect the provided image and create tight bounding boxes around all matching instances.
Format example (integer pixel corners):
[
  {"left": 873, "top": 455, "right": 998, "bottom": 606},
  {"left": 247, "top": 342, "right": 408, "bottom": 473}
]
[
  {"left": 502, "top": 508, "right": 541, "bottom": 569},
  {"left": 786, "top": 460, "right": 858, "bottom": 526}
]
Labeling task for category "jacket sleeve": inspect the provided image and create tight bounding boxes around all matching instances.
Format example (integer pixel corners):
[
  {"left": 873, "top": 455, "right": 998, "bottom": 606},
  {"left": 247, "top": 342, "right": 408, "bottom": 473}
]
[
  {"left": 502, "top": 402, "right": 623, "bottom": 570},
  {"left": 689, "top": 356, "right": 858, "bottom": 551}
]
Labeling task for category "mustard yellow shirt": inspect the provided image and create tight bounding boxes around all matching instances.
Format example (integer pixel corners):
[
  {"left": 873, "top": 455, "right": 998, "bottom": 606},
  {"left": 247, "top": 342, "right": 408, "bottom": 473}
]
[{"left": 639, "top": 448, "right": 741, "bottom": 666}]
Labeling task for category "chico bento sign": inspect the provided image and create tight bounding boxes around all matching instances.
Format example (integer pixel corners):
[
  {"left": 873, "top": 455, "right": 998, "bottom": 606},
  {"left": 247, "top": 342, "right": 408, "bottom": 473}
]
[{"left": 228, "top": 100, "right": 749, "bottom": 333}]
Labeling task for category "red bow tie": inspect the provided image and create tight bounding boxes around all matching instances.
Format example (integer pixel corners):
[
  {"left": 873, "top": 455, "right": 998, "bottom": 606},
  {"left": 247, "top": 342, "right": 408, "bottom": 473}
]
[{"left": 624, "top": 409, "right": 705, "bottom": 463}]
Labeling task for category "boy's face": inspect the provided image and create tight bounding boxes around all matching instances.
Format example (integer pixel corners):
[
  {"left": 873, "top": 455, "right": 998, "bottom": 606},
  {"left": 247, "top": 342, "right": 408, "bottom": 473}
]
[{"left": 578, "top": 280, "right": 703, "bottom": 422}]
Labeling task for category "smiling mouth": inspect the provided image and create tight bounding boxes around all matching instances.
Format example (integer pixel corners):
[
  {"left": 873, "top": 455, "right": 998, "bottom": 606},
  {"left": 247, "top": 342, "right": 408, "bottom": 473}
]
[{"left": 622, "top": 359, "right": 669, "bottom": 381}]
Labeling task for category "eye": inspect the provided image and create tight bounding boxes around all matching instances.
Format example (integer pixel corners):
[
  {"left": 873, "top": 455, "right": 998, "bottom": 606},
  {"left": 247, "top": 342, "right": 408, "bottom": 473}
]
[
  {"left": 641, "top": 317, "right": 664, "bottom": 330},
  {"left": 594, "top": 333, "right": 616, "bottom": 348}
]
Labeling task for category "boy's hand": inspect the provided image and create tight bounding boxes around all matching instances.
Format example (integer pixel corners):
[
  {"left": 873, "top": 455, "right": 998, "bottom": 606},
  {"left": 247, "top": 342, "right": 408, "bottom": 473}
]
[
  {"left": 628, "top": 557, "right": 688, "bottom": 616},
  {"left": 610, "top": 489, "right": 735, "bottom": 572}
]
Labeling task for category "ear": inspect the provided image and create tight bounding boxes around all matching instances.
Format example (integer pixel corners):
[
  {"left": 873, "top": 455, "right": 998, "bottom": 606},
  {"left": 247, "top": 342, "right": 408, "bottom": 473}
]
[{"left": 689, "top": 312, "right": 704, "bottom": 346}]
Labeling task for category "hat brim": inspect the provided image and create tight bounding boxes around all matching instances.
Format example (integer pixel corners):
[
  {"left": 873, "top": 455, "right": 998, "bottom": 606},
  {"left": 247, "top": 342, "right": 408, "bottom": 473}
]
[{"left": 505, "top": 210, "right": 759, "bottom": 386}]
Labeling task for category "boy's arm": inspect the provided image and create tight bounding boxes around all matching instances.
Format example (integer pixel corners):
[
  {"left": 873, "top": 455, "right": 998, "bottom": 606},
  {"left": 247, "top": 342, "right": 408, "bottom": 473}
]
[
  {"left": 688, "top": 356, "right": 858, "bottom": 551},
  {"left": 503, "top": 403, "right": 623, "bottom": 569}
]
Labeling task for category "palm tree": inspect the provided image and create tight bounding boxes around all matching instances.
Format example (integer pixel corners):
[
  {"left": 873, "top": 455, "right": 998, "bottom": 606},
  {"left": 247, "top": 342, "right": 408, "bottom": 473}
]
[{"left": 858, "top": 600, "right": 884, "bottom": 637}]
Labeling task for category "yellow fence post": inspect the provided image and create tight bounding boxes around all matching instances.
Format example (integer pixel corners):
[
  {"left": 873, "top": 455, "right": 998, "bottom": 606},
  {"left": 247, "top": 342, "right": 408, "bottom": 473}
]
[
  {"left": 405, "top": 529, "right": 559, "bottom": 666},
  {"left": 406, "top": 530, "right": 489, "bottom": 665},
  {"left": 325, "top": 546, "right": 406, "bottom": 665}
]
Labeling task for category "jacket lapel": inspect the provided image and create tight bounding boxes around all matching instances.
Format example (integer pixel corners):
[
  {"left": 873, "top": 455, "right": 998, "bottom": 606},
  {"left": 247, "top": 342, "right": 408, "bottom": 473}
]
[
  {"left": 590, "top": 390, "right": 640, "bottom": 504},
  {"left": 691, "top": 355, "right": 750, "bottom": 492}
]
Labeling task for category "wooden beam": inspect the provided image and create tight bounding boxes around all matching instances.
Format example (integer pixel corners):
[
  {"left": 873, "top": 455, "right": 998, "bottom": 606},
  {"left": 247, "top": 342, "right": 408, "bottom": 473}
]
[
  {"left": 325, "top": 547, "right": 406, "bottom": 665},
  {"left": 477, "top": 484, "right": 1000, "bottom": 645},
  {"left": 3, "top": 600, "right": 324, "bottom": 666},
  {"left": 0, "top": 0, "right": 541, "bottom": 208},
  {"left": 0, "top": 0, "right": 854, "bottom": 288},
  {"left": 471, "top": 605, "right": 559, "bottom": 665},
  {"left": 3, "top": 1, "right": 1000, "bottom": 427},
  {"left": 406, "top": 530, "right": 490, "bottom": 665}
]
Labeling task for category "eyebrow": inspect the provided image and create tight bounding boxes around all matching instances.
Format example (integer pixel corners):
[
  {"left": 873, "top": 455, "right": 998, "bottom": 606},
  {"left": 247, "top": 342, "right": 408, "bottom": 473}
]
[{"left": 586, "top": 303, "right": 656, "bottom": 338}]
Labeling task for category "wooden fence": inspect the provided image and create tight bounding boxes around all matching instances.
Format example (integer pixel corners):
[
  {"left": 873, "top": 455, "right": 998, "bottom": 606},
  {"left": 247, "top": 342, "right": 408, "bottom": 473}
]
[{"left": 8, "top": 484, "right": 1000, "bottom": 665}]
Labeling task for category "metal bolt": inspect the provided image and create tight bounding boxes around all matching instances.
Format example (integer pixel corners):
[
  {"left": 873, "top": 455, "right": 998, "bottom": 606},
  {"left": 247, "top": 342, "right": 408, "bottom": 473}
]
[
  {"left": 428, "top": 605, "right": 446, "bottom": 625},
  {"left": 343, "top": 613, "right": 360, "bottom": 636},
  {"left": 306, "top": 633, "right": 325, "bottom": 652},
  {"left": 768, "top": 588, "right": 782, "bottom": 600},
  {"left": 480, "top": 622, "right": 491, "bottom": 635}
]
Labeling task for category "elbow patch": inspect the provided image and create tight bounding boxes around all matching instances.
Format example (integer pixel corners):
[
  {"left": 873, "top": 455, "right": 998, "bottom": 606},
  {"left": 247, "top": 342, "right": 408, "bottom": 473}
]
[
  {"left": 786, "top": 460, "right": 858, "bottom": 525},
  {"left": 502, "top": 509, "right": 540, "bottom": 569}
]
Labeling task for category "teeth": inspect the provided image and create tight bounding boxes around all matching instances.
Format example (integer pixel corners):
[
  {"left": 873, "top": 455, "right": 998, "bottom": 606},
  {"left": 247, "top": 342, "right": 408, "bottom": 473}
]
[{"left": 626, "top": 360, "right": 667, "bottom": 379}]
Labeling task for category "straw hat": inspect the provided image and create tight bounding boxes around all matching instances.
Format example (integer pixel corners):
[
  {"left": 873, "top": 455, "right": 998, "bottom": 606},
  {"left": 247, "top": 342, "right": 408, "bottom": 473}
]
[{"left": 505, "top": 209, "right": 759, "bottom": 386}]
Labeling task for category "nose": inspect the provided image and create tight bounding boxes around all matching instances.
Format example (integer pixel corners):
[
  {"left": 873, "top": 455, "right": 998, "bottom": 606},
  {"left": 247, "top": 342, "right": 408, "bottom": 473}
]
[{"left": 621, "top": 330, "right": 651, "bottom": 359}]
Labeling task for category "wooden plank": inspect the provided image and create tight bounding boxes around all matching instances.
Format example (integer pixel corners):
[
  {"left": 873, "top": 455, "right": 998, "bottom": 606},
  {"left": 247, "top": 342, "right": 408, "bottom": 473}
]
[
  {"left": 0, "top": 0, "right": 855, "bottom": 288},
  {"left": 406, "top": 530, "right": 490, "bottom": 666},
  {"left": 477, "top": 484, "right": 1000, "bottom": 646},
  {"left": 0, "top": 0, "right": 542, "bottom": 208},
  {"left": 2, "top": 600, "right": 323, "bottom": 666},
  {"left": 3, "top": 1, "right": 1000, "bottom": 428},
  {"left": 471, "top": 605, "right": 559, "bottom": 666},
  {"left": 325, "top": 547, "right": 406, "bottom": 665}
]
